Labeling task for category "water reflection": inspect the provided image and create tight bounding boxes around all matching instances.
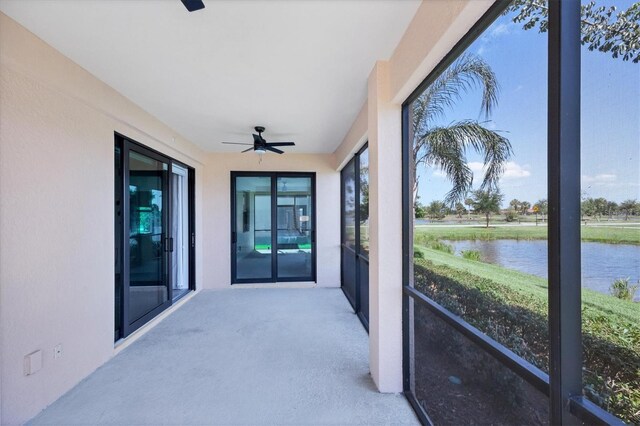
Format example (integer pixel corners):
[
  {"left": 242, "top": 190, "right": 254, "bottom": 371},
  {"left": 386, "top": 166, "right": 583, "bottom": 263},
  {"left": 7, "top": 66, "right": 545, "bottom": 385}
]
[{"left": 446, "top": 239, "right": 640, "bottom": 300}]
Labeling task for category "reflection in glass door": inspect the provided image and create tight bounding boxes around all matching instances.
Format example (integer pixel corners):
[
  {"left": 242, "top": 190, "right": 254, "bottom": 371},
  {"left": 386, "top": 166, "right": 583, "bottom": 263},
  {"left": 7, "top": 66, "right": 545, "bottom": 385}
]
[
  {"left": 277, "top": 177, "right": 313, "bottom": 279},
  {"left": 231, "top": 172, "right": 316, "bottom": 283},
  {"left": 128, "top": 149, "right": 170, "bottom": 325},
  {"left": 234, "top": 176, "right": 273, "bottom": 281},
  {"left": 115, "top": 134, "right": 195, "bottom": 341}
]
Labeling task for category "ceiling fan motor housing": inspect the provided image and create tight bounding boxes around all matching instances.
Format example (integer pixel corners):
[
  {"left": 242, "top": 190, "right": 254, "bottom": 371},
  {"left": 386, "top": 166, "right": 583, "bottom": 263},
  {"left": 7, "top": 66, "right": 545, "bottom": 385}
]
[{"left": 222, "top": 126, "right": 295, "bottom": 154}]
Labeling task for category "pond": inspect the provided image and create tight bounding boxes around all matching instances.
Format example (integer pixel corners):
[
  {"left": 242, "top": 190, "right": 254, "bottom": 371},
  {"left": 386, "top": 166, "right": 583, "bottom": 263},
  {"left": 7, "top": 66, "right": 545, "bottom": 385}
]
[{"left": 444, "top": 239, "right": 640, "bottom": 301}]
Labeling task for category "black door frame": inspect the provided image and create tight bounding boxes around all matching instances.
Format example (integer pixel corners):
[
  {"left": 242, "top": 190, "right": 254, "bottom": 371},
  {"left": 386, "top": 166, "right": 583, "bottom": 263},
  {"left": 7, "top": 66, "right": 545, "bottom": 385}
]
[
  {"left": 115, "top": 133, "right": 196, "bottom": 340},
  {"left": 230, "top": 171, "right": 317, "bottom": 284}
]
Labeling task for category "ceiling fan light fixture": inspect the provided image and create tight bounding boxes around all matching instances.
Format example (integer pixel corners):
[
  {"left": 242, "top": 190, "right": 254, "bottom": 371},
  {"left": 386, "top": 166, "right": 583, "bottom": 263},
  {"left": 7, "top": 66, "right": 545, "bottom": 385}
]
[{"left": 255, "top": 147, "right": 266, "bottom": 154}]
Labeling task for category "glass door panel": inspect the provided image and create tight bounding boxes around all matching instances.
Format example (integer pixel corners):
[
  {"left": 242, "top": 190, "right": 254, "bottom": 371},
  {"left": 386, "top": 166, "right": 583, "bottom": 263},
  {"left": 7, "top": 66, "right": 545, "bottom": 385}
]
[
  {"left": 357, "top": 146, "right": 369, "bottom": 327},
  {"left": 341, "top": 158, "right": 357, "bottom": 307},
  {"left": 128, "top": 150, "right": 169, "bottom": 324},
  {"left": 171, "top": 163, "right": 190, "bottom": 301},
  {"left": 340, "top": 145, "right": 369, "bottom": 330},
  {"left": 234, "top": 176, "right": 273, "bottom": 281},
  {"left": 276, "top": 177, "right": 313, "bottom": 279}
]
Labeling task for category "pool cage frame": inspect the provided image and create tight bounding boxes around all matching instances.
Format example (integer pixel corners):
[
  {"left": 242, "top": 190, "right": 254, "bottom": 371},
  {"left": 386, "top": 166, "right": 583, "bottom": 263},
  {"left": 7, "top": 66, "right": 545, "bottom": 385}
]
[{"left": 400, "top": 1, "right": 625, "bottom": 424}]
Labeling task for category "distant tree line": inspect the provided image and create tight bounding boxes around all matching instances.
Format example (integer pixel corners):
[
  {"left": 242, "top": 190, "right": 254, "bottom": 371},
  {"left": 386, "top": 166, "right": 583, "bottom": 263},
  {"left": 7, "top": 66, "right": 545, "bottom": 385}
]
[
  {"left": 415, "top": 194, "right": 639, "bottom": 223},
  {"left": 581, "top": 198, "right": 639, "bottom": 221}
]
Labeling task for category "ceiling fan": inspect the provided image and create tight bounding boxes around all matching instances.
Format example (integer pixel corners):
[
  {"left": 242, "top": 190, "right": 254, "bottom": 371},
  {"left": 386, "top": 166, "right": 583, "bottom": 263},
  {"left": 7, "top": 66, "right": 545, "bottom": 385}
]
[
  {"left": 181, "top": 0, "right": 205, "bottom": 12},
  {"left": 222, "top": 127, "right": 295, "bottom": 155}
]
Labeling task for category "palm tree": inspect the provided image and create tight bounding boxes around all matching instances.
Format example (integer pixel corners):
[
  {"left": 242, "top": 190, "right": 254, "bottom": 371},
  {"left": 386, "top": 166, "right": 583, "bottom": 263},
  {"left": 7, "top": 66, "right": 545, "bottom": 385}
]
[
  {"left": 411, "top": 54, "right": 513, "bottom": 205},
  {"left": 464, "top": 197, "right": 474, "bottom": 219}
]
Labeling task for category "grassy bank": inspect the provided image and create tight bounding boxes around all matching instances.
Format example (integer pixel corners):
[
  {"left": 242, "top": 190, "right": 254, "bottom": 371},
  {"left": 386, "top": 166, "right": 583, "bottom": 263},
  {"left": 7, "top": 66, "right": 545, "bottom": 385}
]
[
  {"left": 415, "top": 224, "right": 640, "bottom": 245},
  {"left": 413, "top": 244, "right": 640, "bottom": 423}
]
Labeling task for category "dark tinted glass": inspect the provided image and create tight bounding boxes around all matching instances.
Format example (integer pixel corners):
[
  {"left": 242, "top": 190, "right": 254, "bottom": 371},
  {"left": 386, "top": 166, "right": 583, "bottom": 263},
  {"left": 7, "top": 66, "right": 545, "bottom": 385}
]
[{"left": 128, "top": 150, "right": 169, "bottom": 323}]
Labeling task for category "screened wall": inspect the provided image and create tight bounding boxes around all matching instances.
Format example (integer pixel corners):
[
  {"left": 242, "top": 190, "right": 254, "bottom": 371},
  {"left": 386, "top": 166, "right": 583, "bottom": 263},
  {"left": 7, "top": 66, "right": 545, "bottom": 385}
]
[{"left": 402, "top": 1, "right": 638, "bottom": 425}]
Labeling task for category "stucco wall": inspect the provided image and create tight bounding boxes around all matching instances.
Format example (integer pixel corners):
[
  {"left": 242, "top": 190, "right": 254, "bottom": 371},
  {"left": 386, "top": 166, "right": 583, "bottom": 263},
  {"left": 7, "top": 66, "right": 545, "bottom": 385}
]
[
  {"left": 202, "top": 153, "right": 340, "bottom": 289},
  {"left": 0, "top": 13, "right": 207, "bottom": 425},
  {"left": 332, "top": 0, "right": 495, "bottom": 393},
  {"left": 0, "top": 0, "right": 498, "bottom": 421}
]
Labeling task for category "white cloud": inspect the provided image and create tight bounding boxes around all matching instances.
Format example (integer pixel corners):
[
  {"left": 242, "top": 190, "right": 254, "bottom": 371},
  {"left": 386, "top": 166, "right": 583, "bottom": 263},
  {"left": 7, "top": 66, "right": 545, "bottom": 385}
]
[
  {"left": 502, "top": 161, "right": 532, "bottom": 179},
  {"left": 490, "top": 22, "right": 512, "bottom": 38},
  {"left": 468, "top": 161, "right": 485, "bottom": 173},
  {"left": 582, "top": 173, "right": 617, "bottom": 185},
  {"left": 469, "top": 161, "right": 531, "bottom": 179},
  {"left": 434, "top": 161, "right": 531, "bottom": 181},
  {"left": 476, "top": 22, "right": 517, "bottom": 56}
]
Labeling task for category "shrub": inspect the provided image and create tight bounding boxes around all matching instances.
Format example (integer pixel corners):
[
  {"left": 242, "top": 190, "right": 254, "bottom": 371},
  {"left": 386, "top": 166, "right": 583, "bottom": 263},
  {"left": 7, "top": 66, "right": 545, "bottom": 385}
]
[
  {"left": 428, "top": 240, "right": 454, "bottom": 254},
  {"left": 610, "top": 277, "right": 638, "bottom": 301},
  {"left": 414, "top": 249, "right": 425, "bottom": 259},
  {"left": 461, "top": 250, "right": 482, "bottom": 261},
  {"left": 413, "top": 259, "right": 640, "bottom": 424},
  {"left": 505, "top": 210, "right": 518, "bottom": 222}
]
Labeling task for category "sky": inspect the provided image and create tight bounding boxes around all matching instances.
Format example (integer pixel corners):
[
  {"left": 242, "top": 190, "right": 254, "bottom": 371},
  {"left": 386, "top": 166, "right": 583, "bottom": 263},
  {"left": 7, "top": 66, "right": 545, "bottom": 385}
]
[{"left": 415, "top": 1, "right": 640, "bottom": 207}]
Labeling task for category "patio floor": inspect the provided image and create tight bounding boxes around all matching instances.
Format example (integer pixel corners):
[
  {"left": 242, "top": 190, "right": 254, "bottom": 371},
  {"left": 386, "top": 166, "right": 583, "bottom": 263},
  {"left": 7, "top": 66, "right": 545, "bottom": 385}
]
[{"left": 29, "top": 288, "right": 418, "bottom": 425}]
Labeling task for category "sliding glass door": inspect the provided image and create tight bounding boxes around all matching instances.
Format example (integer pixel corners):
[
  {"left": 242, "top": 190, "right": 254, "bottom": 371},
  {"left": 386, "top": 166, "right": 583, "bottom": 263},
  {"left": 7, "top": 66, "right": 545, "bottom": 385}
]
[
  {"left": 231, "top": 172, "right": 316, "bottom": 283},
  {"left": 115, "top": 134, "right": 195, "bottom": 340},
  {"left": 127, "top": 148, "right": 170, "bottom": 326},
  {"left": 277, "top": 176, "right": 313, "bottom": 279},
  {"left": 233, "top": 176, "right": 273, "bottom": 281},
  {"left": 171, "top": 164, "right": 191, "bottom": 301},
  {"left": 341, "top": 144, "right": 369, "bottom": 330}
]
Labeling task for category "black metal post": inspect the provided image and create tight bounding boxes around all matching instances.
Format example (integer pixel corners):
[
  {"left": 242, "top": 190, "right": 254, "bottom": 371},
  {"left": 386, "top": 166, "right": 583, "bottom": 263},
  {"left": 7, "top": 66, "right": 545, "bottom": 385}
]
[
  {"left": 548, "top": 0, "right": 582, "bottom": 424},
  {"left": 401, "top": 104, "right": 411, "bottom": 393}
]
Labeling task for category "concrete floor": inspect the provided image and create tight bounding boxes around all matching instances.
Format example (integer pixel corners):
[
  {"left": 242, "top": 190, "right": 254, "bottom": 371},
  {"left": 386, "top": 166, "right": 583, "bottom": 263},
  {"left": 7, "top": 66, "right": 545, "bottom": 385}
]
[{"left": 29, "top": 288, "right": 418, "bottom": 425}]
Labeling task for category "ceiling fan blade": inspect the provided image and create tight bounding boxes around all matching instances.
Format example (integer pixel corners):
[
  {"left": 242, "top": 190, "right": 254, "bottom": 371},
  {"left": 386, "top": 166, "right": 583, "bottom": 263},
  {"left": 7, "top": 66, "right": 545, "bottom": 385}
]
[
  {"left": 241, "top": 147, "right": 254, "bottom": 153},
  {"left": 222, "top": 142, "right": 253, "bottom": 146},
  {"left": 266, "top": 142, "right": 295, "bottom": 147},
  {"left": 181, "top": 0, "right": 205, "bottom": 12},
  {"left": 265, "top": 146, "right": 284, "bottom": 154}
]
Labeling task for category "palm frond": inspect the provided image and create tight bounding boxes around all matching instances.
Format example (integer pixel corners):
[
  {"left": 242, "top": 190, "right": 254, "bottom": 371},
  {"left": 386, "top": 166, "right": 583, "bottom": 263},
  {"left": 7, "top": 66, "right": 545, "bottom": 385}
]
[
  {"left": 412, "top": 54, "right": 500, "bottom": 138},
  {"left": 417, "top": 120, "right": 512, "bottom": 204}
]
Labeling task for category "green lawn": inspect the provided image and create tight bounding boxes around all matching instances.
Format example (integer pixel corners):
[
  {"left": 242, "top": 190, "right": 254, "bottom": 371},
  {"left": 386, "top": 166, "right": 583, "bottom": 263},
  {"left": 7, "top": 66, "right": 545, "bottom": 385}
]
[
  {"left": 413, "top": 244, "right": 640, "bottom": 423},
  {"left": 414, "top": 224, "right": 640, "bottom": 245},
  {"left": 415, "top": 244, "right": 639, "bottom": 321}
]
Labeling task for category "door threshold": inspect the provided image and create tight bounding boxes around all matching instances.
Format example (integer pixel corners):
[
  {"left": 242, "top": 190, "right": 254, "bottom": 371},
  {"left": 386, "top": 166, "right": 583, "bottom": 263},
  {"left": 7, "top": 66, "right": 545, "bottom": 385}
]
[
  {"left": 232, "top": 282, "right": 317, "bottom": 289},
  {"left": 114, "top": 290, "right": 198, "bottom": 353}
]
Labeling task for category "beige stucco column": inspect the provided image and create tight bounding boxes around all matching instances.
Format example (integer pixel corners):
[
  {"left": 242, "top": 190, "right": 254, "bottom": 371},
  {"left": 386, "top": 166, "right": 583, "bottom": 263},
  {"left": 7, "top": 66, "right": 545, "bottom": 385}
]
[{"left": 368, "top": 60, "right": 403, "bottom": 393}]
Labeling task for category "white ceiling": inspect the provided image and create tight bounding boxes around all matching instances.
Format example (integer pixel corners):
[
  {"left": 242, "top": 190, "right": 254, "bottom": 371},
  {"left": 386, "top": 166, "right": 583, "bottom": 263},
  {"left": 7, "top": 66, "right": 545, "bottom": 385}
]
[{"left": 0, "top": 0, "right": 421, "bottom": 153}]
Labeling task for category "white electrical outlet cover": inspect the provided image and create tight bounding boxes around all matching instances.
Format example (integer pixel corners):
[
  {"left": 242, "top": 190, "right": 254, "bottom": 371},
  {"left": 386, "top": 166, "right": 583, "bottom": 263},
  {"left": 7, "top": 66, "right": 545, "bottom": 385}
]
[{"left": 24, "top": 350, "right": 43, "bottom": 376}]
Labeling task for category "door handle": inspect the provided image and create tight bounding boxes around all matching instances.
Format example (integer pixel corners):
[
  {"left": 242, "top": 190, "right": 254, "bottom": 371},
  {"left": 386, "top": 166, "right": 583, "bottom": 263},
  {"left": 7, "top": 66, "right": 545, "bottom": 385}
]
[{"left": 164, "top": 237, "right": 174, "bottom": 252}]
